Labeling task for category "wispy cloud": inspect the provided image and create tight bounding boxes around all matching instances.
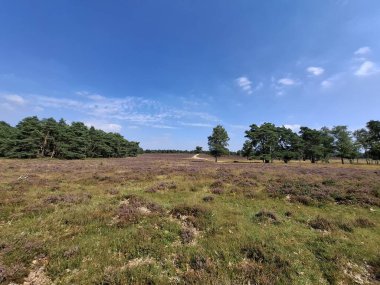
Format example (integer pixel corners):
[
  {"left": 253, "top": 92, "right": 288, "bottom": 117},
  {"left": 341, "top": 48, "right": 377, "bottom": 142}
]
[
  {"left": 354, "top": 60, "right": 379, "bottom": 77},
  {"left": 1, "top": 91, "right": 219, "bottom": 130},
  {"left": 320, "top": 73, "right": 343, "bottom": 89},
  {"left": 2, "top": 94, "right": 27, "bottom": 105},
  {"left": 180, "top": 122, "right": 213, "bottom": 128},
  {"left": 354, "top": 46, "right": 371, "bottom": 56},
  {"left": 271, "top": 77, "right": 298, "bottom": 97},
  {"left": 278, "top": 78, "right": 296, "bottom": 86},
  {"left": 321, "top": 80, "right": 333, "bottom": 88},
  {"left": 306, "top": 66, "right": 324, "bottom": 76},
  {"left": 236, "top": 76, "right": 253, "bottom": 94},
  {"left": 150, "top": 124, "right": 178, "bottom": 129}
]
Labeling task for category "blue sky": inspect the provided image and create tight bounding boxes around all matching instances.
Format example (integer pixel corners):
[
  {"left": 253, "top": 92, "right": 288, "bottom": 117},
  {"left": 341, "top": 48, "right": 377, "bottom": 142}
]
[{"left": 1, "top": 1, "right": 379, "bottom": 150}]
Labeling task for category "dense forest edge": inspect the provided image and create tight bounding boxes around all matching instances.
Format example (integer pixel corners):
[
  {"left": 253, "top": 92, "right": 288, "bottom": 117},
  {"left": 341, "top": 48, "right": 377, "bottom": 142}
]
[
  {"left": 0, "top": 116, "right": 379, "bottom": 163},
  {"left": 0, "top": 116, "right": 142, "bottom": 159}
]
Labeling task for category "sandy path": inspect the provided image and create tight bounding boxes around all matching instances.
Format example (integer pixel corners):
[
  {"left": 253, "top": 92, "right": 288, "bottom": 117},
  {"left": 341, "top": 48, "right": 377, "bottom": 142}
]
[{"left": 191, "top": 154, "right": 209, "bottom": 160}]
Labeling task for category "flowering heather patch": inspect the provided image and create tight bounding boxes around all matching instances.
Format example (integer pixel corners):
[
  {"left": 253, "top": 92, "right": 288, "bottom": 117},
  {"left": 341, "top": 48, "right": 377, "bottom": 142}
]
[{"left": 0, "top": 154, "right": 379, "bottom": 284}]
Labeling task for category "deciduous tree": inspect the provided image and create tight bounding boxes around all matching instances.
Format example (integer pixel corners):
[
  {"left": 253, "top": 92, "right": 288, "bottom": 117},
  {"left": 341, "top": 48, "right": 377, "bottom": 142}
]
[{"left": 208, "top": 125, "right": 229, "bottom": 162}]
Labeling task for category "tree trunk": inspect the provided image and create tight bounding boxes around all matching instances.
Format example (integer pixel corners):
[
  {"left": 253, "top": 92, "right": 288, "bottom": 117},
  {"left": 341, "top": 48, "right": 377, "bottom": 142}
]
[
  {"left": 311, "top": 157, "right": 315, "bottom": 163},
  {"left": 341, "top": 157, "right": 344, "bottom": 164},
  {"left": 215, "top": 156, "right": 217, "bottom": 162}
]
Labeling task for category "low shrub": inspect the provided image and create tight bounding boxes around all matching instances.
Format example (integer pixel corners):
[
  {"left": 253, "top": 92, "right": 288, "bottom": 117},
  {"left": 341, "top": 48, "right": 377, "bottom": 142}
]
[{"left": 309, "top": 216, "right": 334, "bottom": 231}]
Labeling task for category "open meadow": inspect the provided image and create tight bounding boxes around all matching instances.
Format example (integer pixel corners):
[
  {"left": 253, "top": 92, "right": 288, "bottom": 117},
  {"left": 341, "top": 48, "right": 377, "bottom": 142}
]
[{"left": 0, "top": 154, "right": 379, "bottom": 284}]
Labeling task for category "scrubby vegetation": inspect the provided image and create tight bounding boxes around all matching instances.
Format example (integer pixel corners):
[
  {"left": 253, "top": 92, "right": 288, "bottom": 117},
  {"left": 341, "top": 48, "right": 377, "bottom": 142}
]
[
  {"left": 0, "top": 154, "right": 379, "bottom": 284},
  {"left": 0, "top": 116, "right": 142, "bottom": 159}
]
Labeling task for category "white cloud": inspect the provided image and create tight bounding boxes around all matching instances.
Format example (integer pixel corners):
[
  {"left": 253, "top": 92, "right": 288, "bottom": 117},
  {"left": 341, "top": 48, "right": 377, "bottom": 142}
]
[
  {"left": 278, "top": 78, "right": 295, "bottom": 86},
  {"left": 85, "top": 121, "right": 122, "bottom": 132},
  {"left": 320, "top": 73, "right": 344, "bottom": 89},
  {"left": 76, "top": 91, "right": 105, "bottom": 101},
  {"left": 150, "top": 124, "right": 178, "bottom": 129},
  {"left": 284, "top": 124, "right": 301, "bottom": 132},
  {"left": 0, "top": 91, "right": 219, "bottom": 131},
  {"left": 354, "top": 46, "right": 371, "bottom": 56},
  {"left": 180, "top": 122, "right": 213, "bottom": 128},
  {"left": 321, "top": 80, "right": 332, "bottom": 88},
  {"left": 354, "top": 61, "right": 379, "bottom": 77},
  {"left": 306, "top": 66, "right": 325, "bottom": 76},
  {"left": 3, "top": 94, "right": 26, "bottom": 105},
  {"left": 236, "top": 76, "right": 253, "bottom": 94}
]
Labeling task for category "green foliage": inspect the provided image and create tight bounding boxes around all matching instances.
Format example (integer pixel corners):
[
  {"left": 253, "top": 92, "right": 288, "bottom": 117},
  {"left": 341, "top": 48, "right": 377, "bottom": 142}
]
[
  {"left": 299, "top": 127, "right": 334, "bottom": 163},
  {"left": 245, "top": 123, "right": 303, "bottom": 163},
  {"left": 8, "top": 116, "right": 42, "bottom": 158},
  {"left": 367, "top": 120, "right": 380, "bottom": 161},
  {"left": 241, "top": 140, "right": 253, "bottom": 159},
  {"left": 208, "top": 125, "right": 230, "bottom": 162},
  {"left": 0, "top": 121, "right": 17, "bottom": 157},
  {"left": 0, "top": 116, "right": 142, "bottom": 159},
  {"left": 276, "top": 126, "right": 303, "bottom": 163},
  {"left": 245, "top": 123, "right": 279, "bottom": 163},
  {"left": 354, "top": 120, "right": 380, "bottom": 163},
  {"left": 331, "top": 126, "right": 355, "bottom": 164},
  {"left": 243, "top": 120, "right": 380, "bottom": 164},
  {"left": 194, "top": 146, "right": 203, "bottom": 154}
]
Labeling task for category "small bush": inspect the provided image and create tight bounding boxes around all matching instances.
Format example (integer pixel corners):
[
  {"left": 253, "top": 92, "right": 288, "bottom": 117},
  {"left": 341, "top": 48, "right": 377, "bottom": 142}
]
[
  {"left": 354, "top": 217, "right": 375, "bottom": 228},
  {"left": 145, "top": 181, "right": 177, "bottom": 193},
  {"left": 291, "top": 195, "right": 314, "bottom": 206},
  {"left": 171, "top": 204, "right": 210, "bottom": 218},
  {"left": 44, "top": 193, "right": 92, "bottom": 204},
  {"left": 202, "top": 196, "right": 214, "bottom": 202},
  {"left": 189, "top": 256, "right": 207, "bottom": 270},
  {"left": 336, "top": 222, "right": 353, "bottom": 232},
  {"left": 254, "top": 210, "right": 279, "bottom": 223},
  {"left": 63, "top": 246, "right": 80, "bottom": 258},
  {"left": 180, "top": 229, "right": 195, "bottom": 244},
  {"left": 309, "top": 216, "right": 333, "bottom": 231},
  {"left": 237, "top": 243, "right": 291, "bottom": 284},
  {"left": 116, "top": 195, "right": 163, "bottom": 226},
  {"left": 210, "top": 180, "right": 223, "bottom": 188},
  {"left": 106, "top": 189, "right": 119, "bottom": 195},
  {"left": 322, "top": 179, "right": 336, "bottom": 186},
  {"left": 171, "top": 204, "right": 212, "bottom": 230},
  {"left": 210, "top": 188, "right": 224, "bottom": 195},
  {"left": 369, "top": 255, "right": 380, "bottom": 281}
]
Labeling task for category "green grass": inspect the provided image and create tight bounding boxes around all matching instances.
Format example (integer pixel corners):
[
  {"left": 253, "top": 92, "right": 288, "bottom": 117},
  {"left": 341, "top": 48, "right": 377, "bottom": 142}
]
[{"left": 0, "top": 155, "right": 379, "bottom": 284}]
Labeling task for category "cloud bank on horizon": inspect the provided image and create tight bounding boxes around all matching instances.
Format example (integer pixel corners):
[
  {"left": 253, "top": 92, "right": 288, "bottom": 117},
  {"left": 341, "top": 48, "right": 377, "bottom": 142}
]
[{"left": 0, "top": 1, "right": 379, "bottom": 150}]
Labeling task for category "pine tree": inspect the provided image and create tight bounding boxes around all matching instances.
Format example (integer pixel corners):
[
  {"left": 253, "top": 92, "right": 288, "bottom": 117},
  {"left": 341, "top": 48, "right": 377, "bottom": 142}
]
[{"left": 9, "top": 116, "right": 42, "bottom": 158}]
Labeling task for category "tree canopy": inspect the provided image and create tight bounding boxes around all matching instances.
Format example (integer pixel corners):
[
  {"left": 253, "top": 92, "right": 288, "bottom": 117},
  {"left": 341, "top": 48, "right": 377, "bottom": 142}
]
[
  {"left": 208, "top": 125, "right": 230, "bottom": 162},
  {"left": 242, "top": 120, "right": 380, "bottom": 164},
  {"left": 0, "top": 116, "right": 142, "bottom": 159}
]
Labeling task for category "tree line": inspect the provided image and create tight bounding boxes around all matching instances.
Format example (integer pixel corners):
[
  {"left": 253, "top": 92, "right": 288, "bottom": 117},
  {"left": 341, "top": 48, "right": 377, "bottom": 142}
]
[
  {"left": 0, "top": 116, "right": 142, "bottom": 159},
  {"left": 207, "top": 120, "right": 380, "bottom": 164}
]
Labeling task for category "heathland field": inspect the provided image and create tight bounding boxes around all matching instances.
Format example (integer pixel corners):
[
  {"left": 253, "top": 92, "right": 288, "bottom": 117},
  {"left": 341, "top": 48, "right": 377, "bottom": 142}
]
[{"left": 0, "top": 154, "right": 379, "bottom": 284}]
